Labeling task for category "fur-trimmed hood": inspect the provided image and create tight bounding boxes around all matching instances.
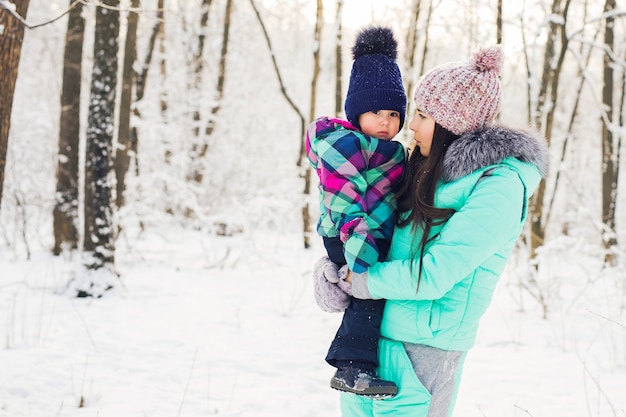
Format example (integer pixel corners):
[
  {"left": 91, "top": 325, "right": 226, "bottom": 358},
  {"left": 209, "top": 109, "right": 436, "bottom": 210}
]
[{"left": 440, "top": 125, "right": 549, "bottom": 182}]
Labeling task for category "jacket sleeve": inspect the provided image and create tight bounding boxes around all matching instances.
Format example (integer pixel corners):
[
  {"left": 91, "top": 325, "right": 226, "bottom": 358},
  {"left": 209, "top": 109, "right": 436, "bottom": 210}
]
[
  {"left": 366, "top": 167, "right": 526, "bottom": 300},
  {"left": 317, "top": 134, "right": 379, "bottom": 273}
]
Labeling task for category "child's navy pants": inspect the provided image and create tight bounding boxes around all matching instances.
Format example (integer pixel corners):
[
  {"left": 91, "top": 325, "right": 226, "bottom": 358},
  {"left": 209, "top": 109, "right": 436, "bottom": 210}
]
[{"left": 323, "top": 236, "right": 389, "bottom": 371}]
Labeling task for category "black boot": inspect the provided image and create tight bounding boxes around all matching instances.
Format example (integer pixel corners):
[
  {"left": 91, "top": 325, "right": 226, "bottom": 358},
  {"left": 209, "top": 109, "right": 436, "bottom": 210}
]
[{"left": 330, "top": 366, "right": 397, "bottom": 399}]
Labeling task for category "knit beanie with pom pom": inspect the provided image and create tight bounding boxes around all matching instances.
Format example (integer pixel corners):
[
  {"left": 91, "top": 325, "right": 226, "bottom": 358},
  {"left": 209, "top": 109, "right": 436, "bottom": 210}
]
[
  {"left": 413, "top": 45, "right": 503, "bottom": 135},
  {"left": 344, "top": 26, "right": 407, "bottom": 130}
]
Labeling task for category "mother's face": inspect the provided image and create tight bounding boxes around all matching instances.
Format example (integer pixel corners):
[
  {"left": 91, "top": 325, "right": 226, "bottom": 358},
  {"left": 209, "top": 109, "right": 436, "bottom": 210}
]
[{"left": 408, "top": 109, "right": 435, "bottom": 157}]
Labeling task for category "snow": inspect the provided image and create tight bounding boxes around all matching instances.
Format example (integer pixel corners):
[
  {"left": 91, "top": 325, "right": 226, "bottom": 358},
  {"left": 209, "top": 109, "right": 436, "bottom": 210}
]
[
  {"left": 1, "top": 226, "right": 625, "bottom": 417},
  {"left": 0, "top": 229, "right": 340, "bottom": 417},
  {"left": 0, "top": 0, "right": 16, "bottom": 13},
  {"left": 2, "top": 0, "right": 625, "bottom": 416}
]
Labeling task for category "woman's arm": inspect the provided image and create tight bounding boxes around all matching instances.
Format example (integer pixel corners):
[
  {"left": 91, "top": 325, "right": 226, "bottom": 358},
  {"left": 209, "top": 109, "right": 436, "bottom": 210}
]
[{"left": 361, "top": 167, "right": 526, "bottom": 301}]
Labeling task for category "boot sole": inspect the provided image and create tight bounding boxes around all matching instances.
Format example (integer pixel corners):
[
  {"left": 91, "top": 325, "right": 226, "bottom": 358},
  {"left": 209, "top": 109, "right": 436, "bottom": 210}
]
[{"left": 330, "top": 379, "right": 397, "bottom": 399}]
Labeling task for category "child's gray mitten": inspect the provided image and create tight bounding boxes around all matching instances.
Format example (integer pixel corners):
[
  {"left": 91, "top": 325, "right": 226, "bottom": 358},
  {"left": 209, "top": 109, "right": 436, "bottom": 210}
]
[{"left": 313, "top": 257, "right": 352, "bottom": 313}]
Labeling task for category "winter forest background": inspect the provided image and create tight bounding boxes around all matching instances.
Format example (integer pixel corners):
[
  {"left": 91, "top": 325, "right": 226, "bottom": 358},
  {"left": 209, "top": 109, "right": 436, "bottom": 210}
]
[{"left": 1, "top": 0, "right": 626, "bottom": 416}]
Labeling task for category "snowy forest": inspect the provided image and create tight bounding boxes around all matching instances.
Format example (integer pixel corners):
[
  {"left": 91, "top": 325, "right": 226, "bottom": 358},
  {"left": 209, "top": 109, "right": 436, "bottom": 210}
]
[{"left": 1, "top": 0, "right": 626, "bottom": 416}]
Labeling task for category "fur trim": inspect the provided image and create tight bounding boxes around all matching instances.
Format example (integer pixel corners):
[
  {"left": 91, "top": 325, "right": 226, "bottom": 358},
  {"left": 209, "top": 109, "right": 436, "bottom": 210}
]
[{"left": 441, "top": 126, "right": 549, "bottom": 182}]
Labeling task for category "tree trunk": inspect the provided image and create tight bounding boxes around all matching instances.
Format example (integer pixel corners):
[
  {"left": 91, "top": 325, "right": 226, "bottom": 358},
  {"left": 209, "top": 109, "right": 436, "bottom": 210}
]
[
  {"left": 191, "top": 0, "right": 212, "bottom": 138},
  {"left": 520, "top": 11, "right": 532, "bottom": 126},
  {"left": 116, "top": 0, "right": 140, "bottom": 211},
  {"left": 205, "top": 0, "right": 231, "bottom": 139},
  {"left": 131, "top": 0, "right": 164, "bottom": 176},
  {"left": 247, "top": 0, "right": 307, "bottom": 246},
  {"left": 189, "top": 0, "right": 232, "bottom": 184},
  {"left": 496, "top": 0, "right": 502, "bottom": 44},
  {"left": 53, "top": 0, "right": 84, "bottom": 255},
  {"left": 404, "top": 0, "right": 422, "bottom": 129},
  {"left": 545, "top": 27, "right": 601, "bottom": 227},
  {"left": 84, "top": 0, "right": 120, "bottom": 271},
  {"left": 529, "top": 0, "right": 570, "bottom": 263},
  {"left": 334, "top": 0, "right": 344, "bottom": 117},
  {"left": 301, "top": 0, "right": 323, "bottom": 249},
  {"left": 158, "top": 2, "right": 167, "bottom": 115},
  {"left": 308, "top": 0, "right": 322, "bottom": 137},
  {"left": 419, "top": 0, "right": 432, "bottom": 77},
  {"left": 533, "top": 0, "right": 561, "bottom": 131},
  {"left": 601, "top": 0, "right": 617, "bottom": 265},
  {"left": 544, "top": 0, "right": 571, "bottom": 145},
  {"left": 0, "top": 0, "right": 30, "bottom": 211}
]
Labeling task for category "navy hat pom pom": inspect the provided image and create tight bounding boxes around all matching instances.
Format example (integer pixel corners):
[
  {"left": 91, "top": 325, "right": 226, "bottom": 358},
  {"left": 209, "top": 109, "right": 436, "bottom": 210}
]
[{"left": 352, "top": 26, "right": 398, "bottom": 61}]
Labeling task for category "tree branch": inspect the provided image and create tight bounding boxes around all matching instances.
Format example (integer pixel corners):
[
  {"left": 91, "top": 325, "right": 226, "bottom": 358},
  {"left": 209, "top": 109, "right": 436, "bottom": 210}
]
[{"left": 0, "top": 0, "right": 82, "bottom": 30}]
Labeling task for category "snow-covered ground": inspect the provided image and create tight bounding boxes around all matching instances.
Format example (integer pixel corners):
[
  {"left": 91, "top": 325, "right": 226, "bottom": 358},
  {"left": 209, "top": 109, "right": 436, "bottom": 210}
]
[
  {"left": 1, "top": 225, "right": 624, "bottom": 417},
  {"left": 2, "top": 1, "right": 625, "bottom": 416}
]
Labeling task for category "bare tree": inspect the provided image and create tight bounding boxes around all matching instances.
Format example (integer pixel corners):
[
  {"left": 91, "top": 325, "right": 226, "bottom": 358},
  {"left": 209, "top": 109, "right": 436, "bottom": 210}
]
[
  {"left": 115, "top": 0, "right": 140, "bottom": 210},
  {"left": 83, "top": 0, "right": 120, "bottom": 276},
  {"left": 191, "top": 0, "right": 212, "bottom": 138},
  {"left": 519, "top": 3, "right": 532, "bottom": 127},
  {"left": 404, "top": 0, "right": 423, "bottom": 126},
  {"left": 158, "top": 0, "right": 167, "bottom": 115},
  {"left": 300, "top": 0, "right": 324, "bottom": 249},
  {"left": 546, "top": 25, "right": 602, "bottom": 228},
  {"left": 334, "top": 0, "right": 344, "bottom": 117},
  {"left": 247, "top": 0, "right": 307, "bottom": 246},
  {"left": 601, "top": 0, "right": 618, "bottom": 265},
  {"left": 419, "top": 0, "right": 433, "bottom": 77},
  {"left": 305, "top": 0, "right": 323, "bottom": 165},
  {"left": 204, "top": 0, "right": 230, "bottom": 139},
  {"left": 496, "top": 0, "right": 502, "bottom": 44},
  {"left": 248, "top": 0, "right": 306, "bottom": 158},
  {"left": 131, "top": 0, "right": 164, "bottom": 175},
  {"left": 189, "top": 0, "right": 232, "bottom": 184},
  {"left": 528, "top": 0, "right": 572, "bottom": 263},
  {"left": 53, "top": 0, "right": 84, "bottom": 254},
  {"left": 0, "top": 0, "right": 31, "bottom": 211}
]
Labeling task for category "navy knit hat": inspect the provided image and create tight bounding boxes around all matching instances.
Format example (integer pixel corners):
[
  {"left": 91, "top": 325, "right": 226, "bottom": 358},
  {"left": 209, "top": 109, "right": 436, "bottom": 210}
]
[{"left": 345, "top": 26, "right": 407, "bottom": 130}]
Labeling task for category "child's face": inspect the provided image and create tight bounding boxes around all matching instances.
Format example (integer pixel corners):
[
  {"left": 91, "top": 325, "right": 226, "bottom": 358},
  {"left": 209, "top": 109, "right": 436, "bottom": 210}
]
[
  {"left": 358, "top": 110, "right": 401, "bottom": 140},
  {"left": 408, "top": 109, "right": 435, "bottom": 157}
]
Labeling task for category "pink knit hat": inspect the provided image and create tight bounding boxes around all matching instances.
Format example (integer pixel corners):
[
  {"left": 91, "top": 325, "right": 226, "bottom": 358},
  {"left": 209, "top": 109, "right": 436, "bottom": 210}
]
[{"left": 413, "top": 45, "right": 503, "bottom": 135}]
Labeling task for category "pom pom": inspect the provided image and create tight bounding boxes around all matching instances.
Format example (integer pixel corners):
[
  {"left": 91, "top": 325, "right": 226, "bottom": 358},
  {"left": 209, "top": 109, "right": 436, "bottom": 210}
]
[
  {"left": 471, "top": 45, "right": 503, "bottom": 75},
  {"left": 352, "top": 26, "right": 398, "bottom": 60}
]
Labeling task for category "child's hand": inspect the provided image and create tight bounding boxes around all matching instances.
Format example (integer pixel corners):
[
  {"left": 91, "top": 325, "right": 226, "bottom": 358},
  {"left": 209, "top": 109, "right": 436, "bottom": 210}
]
[
  {"left": 317, "top": 256, "right": 340, "bottom": 283},
  {"left": 313, "top": 257, "right": 351, "bottom": 312}
]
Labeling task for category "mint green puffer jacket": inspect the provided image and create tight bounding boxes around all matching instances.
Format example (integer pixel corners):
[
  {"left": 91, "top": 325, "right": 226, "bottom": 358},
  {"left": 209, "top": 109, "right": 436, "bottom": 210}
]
[
  {"left": 369, "top": 126, "right": 548, "bottom": 351},
  {"left": 341, "top": 126, "right": 548, "bottom": 416}
]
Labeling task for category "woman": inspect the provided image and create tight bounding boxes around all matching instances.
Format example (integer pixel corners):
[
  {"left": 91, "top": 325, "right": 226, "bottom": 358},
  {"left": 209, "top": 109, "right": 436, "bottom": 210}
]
[{"left": 313, "top": 45, "right": 549, "bottom": 416}]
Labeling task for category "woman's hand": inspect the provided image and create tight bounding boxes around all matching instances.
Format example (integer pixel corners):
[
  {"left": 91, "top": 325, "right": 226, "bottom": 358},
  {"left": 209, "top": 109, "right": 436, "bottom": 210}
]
[
  {"left": 345, "top": 270, "right": 353, "bottom": 284},
  {"left": 346, "top": 270, "right": 375, "bottom": 300}
]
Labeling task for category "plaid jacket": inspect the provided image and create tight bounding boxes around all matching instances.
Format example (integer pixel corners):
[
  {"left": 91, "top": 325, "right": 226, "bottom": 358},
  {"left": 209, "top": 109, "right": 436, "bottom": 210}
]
[{"left": 306, "top": 116, "right": 406, "bottom": 273}]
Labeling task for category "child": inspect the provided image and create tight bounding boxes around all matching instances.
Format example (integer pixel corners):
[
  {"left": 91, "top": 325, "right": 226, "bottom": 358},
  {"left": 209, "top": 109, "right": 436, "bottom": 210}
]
[{"left": 305, "top": 26, "right": 407, "bottom": 399}]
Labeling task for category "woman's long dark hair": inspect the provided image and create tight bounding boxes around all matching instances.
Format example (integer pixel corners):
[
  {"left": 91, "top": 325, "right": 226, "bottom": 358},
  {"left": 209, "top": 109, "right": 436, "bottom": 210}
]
[{"left": 394, "top": 122, "right": 459, "bottom": 289}]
